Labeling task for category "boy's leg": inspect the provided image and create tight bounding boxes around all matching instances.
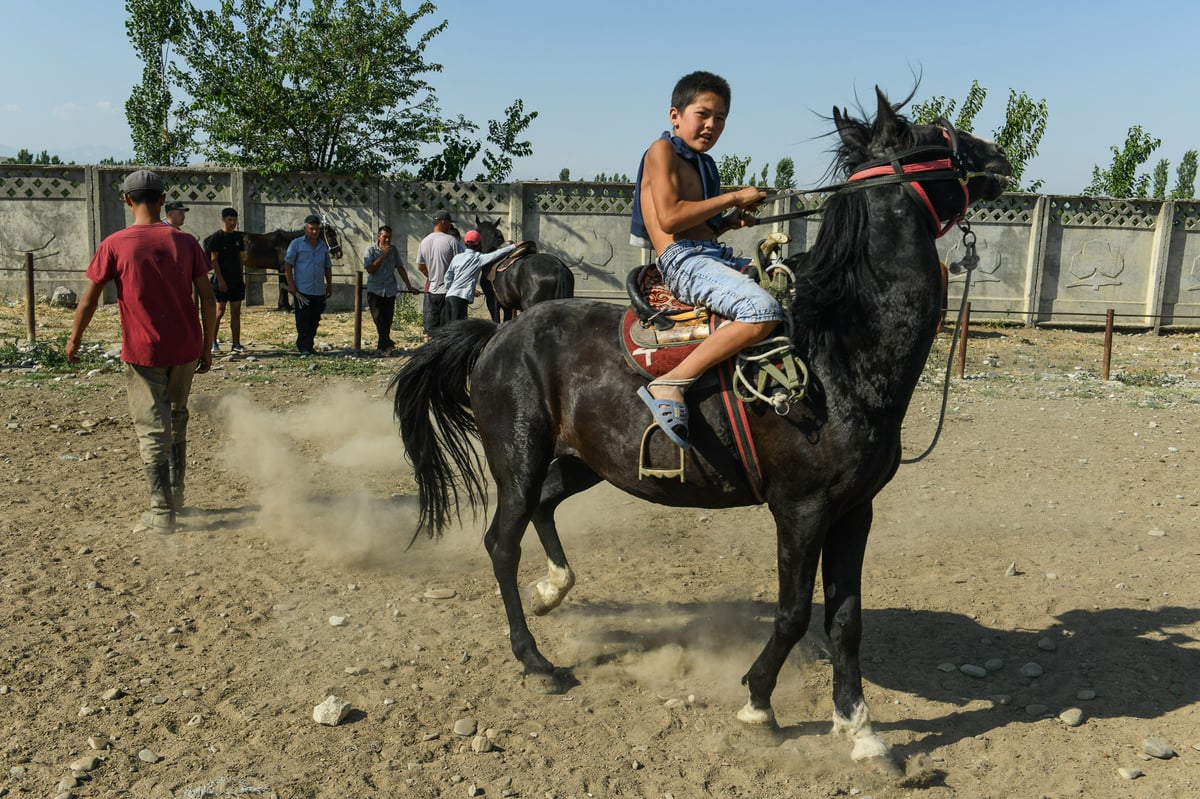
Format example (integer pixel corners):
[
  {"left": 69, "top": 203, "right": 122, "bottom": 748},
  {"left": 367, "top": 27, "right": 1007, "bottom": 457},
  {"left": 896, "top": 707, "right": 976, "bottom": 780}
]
[
  {"left": 647, "top": 319, "right": 778, "bottom": 402},
  {"left": 213, "top": 300, "right": 227, "bottom": 349},
  {"left": 164, "top": 361, "right": 197, "bottom": 515},
  {"left": 125, "top": 363, "right": 176, "bottom": 532},
  {"left": 380, "top": 294, "right": 396, "bottom": 350},
  {"left": 230, "top": 300, "right": 242, "bottom": 347}
]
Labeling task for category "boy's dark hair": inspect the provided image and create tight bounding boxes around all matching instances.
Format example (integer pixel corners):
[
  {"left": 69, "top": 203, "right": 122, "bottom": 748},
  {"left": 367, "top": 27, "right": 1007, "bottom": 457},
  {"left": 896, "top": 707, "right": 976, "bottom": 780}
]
[
  {"left": 671, "top": 71, "right": 731, "bottom": 112},
  {"left": 125, "top": 189, "right": 165, "bottom": 206},
  {"left": 378, "top": 225, "right": 392, "bottom": 234}
]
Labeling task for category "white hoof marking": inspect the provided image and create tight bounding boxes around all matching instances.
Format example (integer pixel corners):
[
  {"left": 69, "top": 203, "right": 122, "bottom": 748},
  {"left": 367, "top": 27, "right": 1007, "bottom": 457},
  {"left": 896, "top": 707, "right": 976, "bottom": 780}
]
[
  {"left": 833, "top": 702, "right": 892, "bottom": 762},
  {"left": 736, "top": 701, "right": 775, "bottom": 726},
  {"left": 528, "top": 561, "right": 575, "bottom": 616}
]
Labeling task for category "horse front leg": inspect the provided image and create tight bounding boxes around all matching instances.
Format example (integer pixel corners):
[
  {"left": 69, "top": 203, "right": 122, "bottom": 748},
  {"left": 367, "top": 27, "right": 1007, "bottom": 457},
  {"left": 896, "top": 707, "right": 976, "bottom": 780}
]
[
  {"left": 739, "top": 505, "right": 824, "bottom": 727},
  {"left": 527, "top": 458, "right": 600, "bottom": 616},
  {"left": 823, "top": 503, "right": 900, "bottom": 777}
]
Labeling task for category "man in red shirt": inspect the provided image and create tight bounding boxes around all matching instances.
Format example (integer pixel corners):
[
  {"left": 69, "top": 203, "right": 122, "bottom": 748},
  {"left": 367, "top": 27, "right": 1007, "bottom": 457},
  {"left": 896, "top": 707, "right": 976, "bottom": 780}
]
[{"left": 66, "top": 169, "right": 217, "bottom": 534}]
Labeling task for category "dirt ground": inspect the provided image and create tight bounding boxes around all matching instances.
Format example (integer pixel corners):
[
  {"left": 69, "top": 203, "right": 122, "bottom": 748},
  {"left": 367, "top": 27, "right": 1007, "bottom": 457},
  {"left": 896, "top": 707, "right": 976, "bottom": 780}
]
[{"left": 1, "top": 303, "right": 1198, "bottom": 799}]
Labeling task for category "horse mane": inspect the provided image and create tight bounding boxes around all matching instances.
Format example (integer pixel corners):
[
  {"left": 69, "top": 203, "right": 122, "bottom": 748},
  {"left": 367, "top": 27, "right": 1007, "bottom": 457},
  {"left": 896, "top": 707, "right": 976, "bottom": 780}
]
[{"left": 786, "top": 98, "right": 920, "bottom": 349}]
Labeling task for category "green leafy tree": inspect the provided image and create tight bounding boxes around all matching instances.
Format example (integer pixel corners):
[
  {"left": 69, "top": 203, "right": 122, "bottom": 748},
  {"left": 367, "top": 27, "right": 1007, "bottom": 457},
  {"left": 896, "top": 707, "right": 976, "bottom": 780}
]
[
  {"left": 417, "top": 118, "right": 480, "bottom": 181},
  {"left": 1085, "top": 125, "right": 1161, "bottom": 197},
  {"left": 477, "top": 99, "right": 538, "bottom": 182},
  {"left": 913, "top": 82, "right": 1047, "bottom": 191},
  {"left": 1171, "top": 150, "right": 1198, "bottom": 199},
  {"left": 558, "top": 168, "right": 570, "bottom": 181},
  {"left": 10, "top": 148, "right": 64, "bottom": 165},
  {"left": 718, "top": 154, "right": 751, "bottom": 185},
  {"left": 124, "top": 0, "right": 193, "bottom": 165},
  {"left": 774, "top": 157, "right": 796, "bottom": 190},
  {"left": 169, "top": 0, "right": 451, "bottom": 175},
  {"left": 911, "top": 79, "right": 987, "bottom": 133},
  {"left": 1152, "top": 159, "right": 1170, "bottom": 200}
]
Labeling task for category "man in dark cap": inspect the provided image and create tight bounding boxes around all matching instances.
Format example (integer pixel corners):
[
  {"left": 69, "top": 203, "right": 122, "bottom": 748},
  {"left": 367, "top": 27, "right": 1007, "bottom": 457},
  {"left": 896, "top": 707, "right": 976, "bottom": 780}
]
[
  {"left": 65, "top": 169, "right": 216, "bottom": 535},
  {"left": 284, "top": 214, "right": 333, "bottom": 355},
  {"left": 416, "top": 209, "right": 463, "bottom": 340},
  {"left": 206, "top": 207, "right": 247, "bottom": 353},
  {"left": 165, "top": 200, "right": 189, "bottom": 229}
]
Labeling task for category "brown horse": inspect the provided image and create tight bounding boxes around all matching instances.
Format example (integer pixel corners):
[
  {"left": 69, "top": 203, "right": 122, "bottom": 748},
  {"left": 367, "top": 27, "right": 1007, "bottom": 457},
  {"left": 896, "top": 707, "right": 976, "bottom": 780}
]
[{"left": 240, "top": 226, "right": 344, "bottom": 308}]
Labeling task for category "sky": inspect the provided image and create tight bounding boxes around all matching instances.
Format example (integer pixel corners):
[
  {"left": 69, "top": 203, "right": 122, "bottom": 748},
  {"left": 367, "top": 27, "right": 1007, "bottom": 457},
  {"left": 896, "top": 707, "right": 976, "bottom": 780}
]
[{"left": 1, "top": 0, "right": 1197, "bottom": 195}]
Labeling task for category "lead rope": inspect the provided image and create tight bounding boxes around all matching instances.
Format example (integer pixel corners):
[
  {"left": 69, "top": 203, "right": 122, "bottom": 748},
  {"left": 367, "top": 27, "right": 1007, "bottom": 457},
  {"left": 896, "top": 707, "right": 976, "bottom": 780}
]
[{"left": 901, "top": 221, "right": 978, "bottom": 465}]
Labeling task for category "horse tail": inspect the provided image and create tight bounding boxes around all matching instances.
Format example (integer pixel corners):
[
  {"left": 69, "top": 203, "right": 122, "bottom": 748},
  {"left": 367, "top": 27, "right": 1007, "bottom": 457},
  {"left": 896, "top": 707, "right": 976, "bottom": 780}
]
[
  {"left": 555, "top": 261, "right": 575, "bottom": 300},
  {"left": 389, "top": 319, "right": 498, "bottom": 542}
]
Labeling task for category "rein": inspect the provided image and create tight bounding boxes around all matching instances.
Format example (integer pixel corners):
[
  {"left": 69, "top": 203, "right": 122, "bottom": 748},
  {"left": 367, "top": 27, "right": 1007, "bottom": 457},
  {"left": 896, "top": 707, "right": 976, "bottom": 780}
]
[{"left": 900, "top": 222, "right": 978, "bottom": 465}]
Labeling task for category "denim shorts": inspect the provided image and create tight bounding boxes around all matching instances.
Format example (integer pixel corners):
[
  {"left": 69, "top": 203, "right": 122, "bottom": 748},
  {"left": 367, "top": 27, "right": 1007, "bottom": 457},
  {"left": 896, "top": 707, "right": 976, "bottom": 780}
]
[{"left": 657, "top": 240, "right": 783, "bottom": 323}]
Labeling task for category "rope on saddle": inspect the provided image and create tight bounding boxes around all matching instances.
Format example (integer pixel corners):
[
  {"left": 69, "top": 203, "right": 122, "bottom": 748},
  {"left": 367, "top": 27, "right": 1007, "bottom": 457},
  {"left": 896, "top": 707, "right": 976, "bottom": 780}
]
[{"left": 732, "top": 257, "right": 809, "bottom": 414}]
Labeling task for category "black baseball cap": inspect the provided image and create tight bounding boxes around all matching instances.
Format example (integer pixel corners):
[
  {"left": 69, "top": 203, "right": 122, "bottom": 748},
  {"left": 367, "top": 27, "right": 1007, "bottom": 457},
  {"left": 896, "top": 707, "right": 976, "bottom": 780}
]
[
  {"left": 165, "top": 201, "right": 189, "bottom": 212},
  {"left": 432, "top": 209, "right": 452, "bottom": 223}
]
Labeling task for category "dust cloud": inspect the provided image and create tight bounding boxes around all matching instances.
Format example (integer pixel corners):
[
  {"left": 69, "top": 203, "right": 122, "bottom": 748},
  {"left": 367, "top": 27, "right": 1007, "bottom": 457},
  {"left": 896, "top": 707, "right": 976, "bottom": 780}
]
[{"left": 208, "top": 384, "right": 436, "bottom": 566}]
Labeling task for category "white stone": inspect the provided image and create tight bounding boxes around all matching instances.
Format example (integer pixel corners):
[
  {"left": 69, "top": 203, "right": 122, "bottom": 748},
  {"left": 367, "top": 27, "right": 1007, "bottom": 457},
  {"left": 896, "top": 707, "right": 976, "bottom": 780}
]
[
  {"left": 313, "top": 695, "right": 352, "bottom": 726},
  {"left": 328, "top": 615, "right": 348, "bottom": 627},
  {"left": 1059, "top": 708, "right": 1084, "bottom": 727}
]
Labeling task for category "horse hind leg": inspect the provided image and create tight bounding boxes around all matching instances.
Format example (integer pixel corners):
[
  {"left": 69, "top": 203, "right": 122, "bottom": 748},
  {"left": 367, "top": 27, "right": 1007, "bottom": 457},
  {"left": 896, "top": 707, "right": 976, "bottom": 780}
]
[{"left": 526, "top": 458, "right": 600, "bottom": 616}]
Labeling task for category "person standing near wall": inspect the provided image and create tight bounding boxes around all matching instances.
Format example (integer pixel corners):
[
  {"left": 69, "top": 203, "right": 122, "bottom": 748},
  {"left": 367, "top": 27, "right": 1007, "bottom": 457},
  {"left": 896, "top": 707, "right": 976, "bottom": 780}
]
[
  {"left": 65, "top": 169, "right": 216, "bottom": 535},
  {"left": 284, "top": 214, "right": 333, "bottom": 356},
  {"left": 443, "top": 229, "right": 516, "bottom": 321},
  {"left": 207, "top": 207, "right": 247, "bottom": 353},
  {"left": 416, "top": 209, "right": 463, "bottom": 341},
  {"left": 363, "top": 224, "right": 419, "bottom": 355},
  {"left": 165, "top": 200, "right": 189, "bottom": 229}
]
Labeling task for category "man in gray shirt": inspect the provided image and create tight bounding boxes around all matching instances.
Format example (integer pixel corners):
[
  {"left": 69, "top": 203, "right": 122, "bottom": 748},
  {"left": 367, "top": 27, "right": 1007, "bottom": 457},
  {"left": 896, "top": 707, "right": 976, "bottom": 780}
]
[
  {"left": 416, "top": 210, "right": 464, "bottom": 341},
  {"left": 363, "top": 225, "right": 419, "bottom": 355}
]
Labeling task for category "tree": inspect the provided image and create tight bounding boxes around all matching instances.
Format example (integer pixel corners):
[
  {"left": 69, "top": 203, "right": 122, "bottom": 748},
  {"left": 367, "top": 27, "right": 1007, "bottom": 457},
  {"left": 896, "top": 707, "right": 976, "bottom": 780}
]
[
  {"left": 10, "top": 148, "right": 63, "bottom": 165},
  {"left": 911, "top": 79, "right": 987, "bottom": 133},
  {"left": 718, "top": 154, "right": 751, "bottom": 185},
  {"left": 477, "top": 99, "right": 538, "bottom": 182},
  {"left": 167, "top": 0, "right": 452, "bottom": 175},
  {"left": 1085, "top": 125, "right": 1161, "bottom": 197},
  {"left": 912, "top": 82, "right": 1047, "bottom": 191},
  {"left": 1152, "top": 159, "right": 1170, "bottom": 200},
  {"left": 416, "top": 118, "right": 480, "bottom": 181},
  {"left": 1171, "top": 150, "right": 1198, "bottom": 199},
  {"left": 774, "top": 157, "right": 796, "bottom": 190},
  {"left": 125, "top": 0, "right": 194, "bottom": 165},
  {"left": 558, "top": 168, "right": 570, "bottom": 181}
]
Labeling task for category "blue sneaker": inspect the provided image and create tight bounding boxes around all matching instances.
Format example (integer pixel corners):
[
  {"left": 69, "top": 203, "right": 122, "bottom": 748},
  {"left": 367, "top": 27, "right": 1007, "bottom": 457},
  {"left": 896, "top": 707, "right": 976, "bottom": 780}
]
[{"left": 212, "top": 341, "right": 220, "bottom": 353}]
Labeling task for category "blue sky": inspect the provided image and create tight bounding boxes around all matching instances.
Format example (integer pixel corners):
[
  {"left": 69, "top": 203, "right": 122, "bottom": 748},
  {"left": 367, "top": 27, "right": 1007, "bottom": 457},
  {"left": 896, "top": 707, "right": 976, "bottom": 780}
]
[{"left": 1, "top": 0, "right": 1196, "bottom": 195}]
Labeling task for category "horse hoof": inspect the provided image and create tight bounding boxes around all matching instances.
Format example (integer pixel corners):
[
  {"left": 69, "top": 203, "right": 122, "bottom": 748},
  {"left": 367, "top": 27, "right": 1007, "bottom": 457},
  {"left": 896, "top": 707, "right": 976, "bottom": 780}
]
[
  {"left": 522, "top": 668, "right": 576, "bottom": 695},
  {"left": 858, "top": 754, "right": 903, "bottom": 779},
  {"left": 736, "top": 702, "right": 776, "bottom": 726}
]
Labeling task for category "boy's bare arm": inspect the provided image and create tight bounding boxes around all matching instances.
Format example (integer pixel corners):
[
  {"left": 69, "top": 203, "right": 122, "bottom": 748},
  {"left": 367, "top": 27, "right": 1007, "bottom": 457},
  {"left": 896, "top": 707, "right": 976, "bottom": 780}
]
[{"left": 645, "top": 139, "right": 765, "bottom": 234}]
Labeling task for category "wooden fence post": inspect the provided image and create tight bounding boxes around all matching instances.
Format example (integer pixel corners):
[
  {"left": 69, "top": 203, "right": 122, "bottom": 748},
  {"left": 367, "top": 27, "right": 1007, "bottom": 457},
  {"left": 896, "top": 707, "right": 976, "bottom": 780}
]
[
  {"left": 354, "top": 271, "right": 363, "bottom": 352},
  {"left": 1102, "top": 308, "right": 1114, "bottom": 380},
  {"left": 24, "top": 252, "right": 35, "bottom": 345}
]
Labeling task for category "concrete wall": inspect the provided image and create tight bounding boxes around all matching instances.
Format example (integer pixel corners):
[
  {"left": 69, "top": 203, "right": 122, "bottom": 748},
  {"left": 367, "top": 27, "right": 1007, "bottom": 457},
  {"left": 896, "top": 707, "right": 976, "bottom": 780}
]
[{"left": 3, "top": 165, "right": 1200, "bottom": 330}]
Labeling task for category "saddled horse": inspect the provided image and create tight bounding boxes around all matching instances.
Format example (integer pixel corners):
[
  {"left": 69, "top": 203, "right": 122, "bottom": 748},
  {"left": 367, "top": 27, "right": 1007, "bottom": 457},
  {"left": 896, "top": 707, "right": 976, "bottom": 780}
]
[
  {"left": 241, "top": 225, "right": 344, "bottom": 308},
  {"left": 474, "top": 217, "right": 574, "bottom": 322},
  {"left": 391, "top": 89, "right": 1010, "bottom": 774}
]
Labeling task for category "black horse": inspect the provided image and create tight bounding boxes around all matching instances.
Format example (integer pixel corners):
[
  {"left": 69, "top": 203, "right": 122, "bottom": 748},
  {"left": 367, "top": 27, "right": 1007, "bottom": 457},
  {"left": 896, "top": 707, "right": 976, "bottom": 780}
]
[
  {"left": 242, "top": 225, "right": 343, "bottom": 309},
  {"left": 391, "top": 89, "right": 1010, "bottom": 774},
  {"left": 473, "top": 217, "right": 574, "bottom": 322}
]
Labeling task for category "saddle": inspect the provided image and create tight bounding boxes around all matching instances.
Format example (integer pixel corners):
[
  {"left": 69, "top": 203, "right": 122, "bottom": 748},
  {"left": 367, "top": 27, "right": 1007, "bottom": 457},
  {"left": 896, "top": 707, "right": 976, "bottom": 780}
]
[{"left": 487, "top": 240, "right": 538, "bottom": 281}]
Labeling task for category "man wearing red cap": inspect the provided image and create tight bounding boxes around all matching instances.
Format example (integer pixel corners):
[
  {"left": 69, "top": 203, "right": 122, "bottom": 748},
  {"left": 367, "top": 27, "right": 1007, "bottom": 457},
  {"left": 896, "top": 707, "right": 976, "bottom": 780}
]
[{"left": 442, "top": 228, "right": 517, "bottom": 322}]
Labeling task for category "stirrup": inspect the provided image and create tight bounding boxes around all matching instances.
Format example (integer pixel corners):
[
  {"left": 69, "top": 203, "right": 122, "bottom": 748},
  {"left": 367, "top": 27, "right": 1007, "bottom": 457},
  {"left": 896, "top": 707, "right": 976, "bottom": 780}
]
[{"left": 638, "top": 423, "right": 686, "bottom": 482}]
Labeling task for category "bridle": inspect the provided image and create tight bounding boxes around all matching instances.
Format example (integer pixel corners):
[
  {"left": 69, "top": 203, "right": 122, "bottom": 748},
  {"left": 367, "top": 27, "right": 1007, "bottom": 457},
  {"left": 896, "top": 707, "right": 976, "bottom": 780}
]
[
  {"left": 752, "top": 117, "right": 1006, "bottom": 237},
  {"left": 320, "top": 223, "right": 342, "bottom": 257},
  {"left": 845, "top": 118, "right": 973, "bottom": 238}
]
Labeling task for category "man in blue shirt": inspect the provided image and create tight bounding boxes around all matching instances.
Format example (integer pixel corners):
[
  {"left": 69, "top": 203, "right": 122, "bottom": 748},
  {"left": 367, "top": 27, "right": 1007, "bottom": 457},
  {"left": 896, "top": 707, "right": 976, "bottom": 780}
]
[
  {"left": 284, "top": 214, "right": 333, "bottom": 356},
  {"left": 362, "top": 224, "right": 419, "bottom": 355}
]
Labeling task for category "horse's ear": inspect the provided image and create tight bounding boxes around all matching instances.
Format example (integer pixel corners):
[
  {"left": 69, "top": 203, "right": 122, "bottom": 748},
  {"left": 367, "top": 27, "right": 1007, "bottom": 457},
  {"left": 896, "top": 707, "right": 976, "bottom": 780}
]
[
  {"left": 873, "top": 86, "right": 902, "bottom": 143},
  {"left": 834, "top": 106, "right": 861, "bottom": 148},
  {"left": 493, "top": 218, "right": 501, "bottom": 228},
  {"left": 475, "top": 215, "right": 482, "bottom": 226}
]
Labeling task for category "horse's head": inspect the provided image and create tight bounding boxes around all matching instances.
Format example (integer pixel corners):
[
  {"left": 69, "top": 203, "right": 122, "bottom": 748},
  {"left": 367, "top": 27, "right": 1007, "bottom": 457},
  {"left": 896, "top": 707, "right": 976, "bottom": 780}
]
[
  {"left": 834, "top": 87, "right": 1011, "bottom": 231},
  {"left": 473, "top": 216, "right": 505, "bottom": 254},
  {"left": 322, "top": 224, "right": 343, "bottom": 259}
]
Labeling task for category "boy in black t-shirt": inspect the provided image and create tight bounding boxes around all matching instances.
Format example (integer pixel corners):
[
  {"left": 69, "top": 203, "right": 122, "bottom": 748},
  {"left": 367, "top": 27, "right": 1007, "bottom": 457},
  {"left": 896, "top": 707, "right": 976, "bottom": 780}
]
[{"left": 206, "top": 207, "right": 247, "bottom": 353}]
